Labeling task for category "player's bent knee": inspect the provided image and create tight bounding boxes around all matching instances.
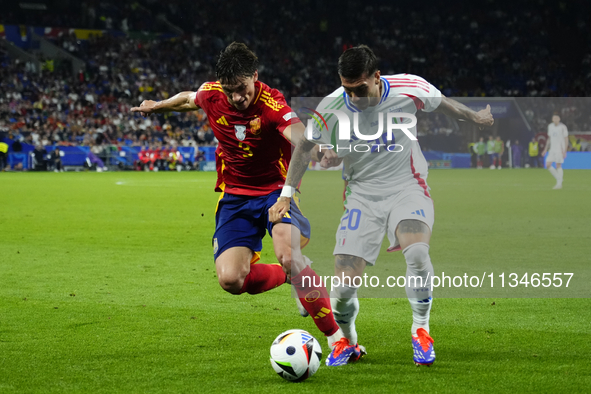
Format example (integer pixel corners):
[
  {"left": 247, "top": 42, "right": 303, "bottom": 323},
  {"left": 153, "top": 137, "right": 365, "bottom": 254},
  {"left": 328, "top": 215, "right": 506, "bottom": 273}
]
[
  {"left": 218, "top": 273, "right": 245, "bottom": 295},
  {"left": 402, "top": 242, "right": 431, "bottom": 271},
  {"left": 278, "top": 254, "right": 292, "bottom": 274},
  {"left": 216, "top": 264, "right": 249, "bottom": 295}
]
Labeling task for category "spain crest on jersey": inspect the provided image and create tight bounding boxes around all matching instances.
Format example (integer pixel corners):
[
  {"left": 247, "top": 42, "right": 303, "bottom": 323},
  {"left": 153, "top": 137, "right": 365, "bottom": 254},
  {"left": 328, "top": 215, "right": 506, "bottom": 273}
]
[
  {"left": 235, "top": 125, "right": 246, "bottom": 141},
  {"left": 249, "top": 117, "right": 261, "bottom": 135}
]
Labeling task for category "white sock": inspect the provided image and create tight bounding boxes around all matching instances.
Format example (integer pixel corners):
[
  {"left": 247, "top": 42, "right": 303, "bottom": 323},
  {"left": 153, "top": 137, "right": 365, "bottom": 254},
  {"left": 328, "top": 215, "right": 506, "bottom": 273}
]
[
  {"left": 548, "top": 166, "right": 559, "bottom": 181},
  {"left": 403, "top": 242, "right": 434, "bottom": 336},
  {"left": 330, "top": 284, "right": 359, "bottom": 346},
  {"left": 557, "top": 168, "right": 563, "bottom": 184}
]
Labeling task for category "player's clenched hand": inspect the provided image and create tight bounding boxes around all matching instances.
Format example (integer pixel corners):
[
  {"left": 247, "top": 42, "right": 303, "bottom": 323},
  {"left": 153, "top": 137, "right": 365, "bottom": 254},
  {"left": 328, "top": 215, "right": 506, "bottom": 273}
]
[
  {"left": 268, "top": 198, "right": 290, "bottom": 224},
  {"left": 320, "top": 148, "right": 343, "bottom": 168},
  {"left": 131, "top": 100, "right": 159, "bottom": 117},
  {"left": 474, "top": 104, "right": 494, "bottom": 128}
]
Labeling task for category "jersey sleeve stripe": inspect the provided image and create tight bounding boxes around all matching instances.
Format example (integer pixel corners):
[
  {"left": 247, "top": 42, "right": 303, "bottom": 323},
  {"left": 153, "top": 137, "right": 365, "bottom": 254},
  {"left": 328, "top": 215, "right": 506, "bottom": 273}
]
[
  {"left": 387, "top": 80, "right": 431, "bottom": 90},
  {"left": 401, "top": 94, "right": 425, "bottom": 111},
  {"left": 410, "top": 152, "right": 431, "bottom": 198},
  {"left": 389, "top": 84, "right": 430, "bottom": 93},
  {"left": 386, "top": 77, "right": 430, "bottom": 87}
]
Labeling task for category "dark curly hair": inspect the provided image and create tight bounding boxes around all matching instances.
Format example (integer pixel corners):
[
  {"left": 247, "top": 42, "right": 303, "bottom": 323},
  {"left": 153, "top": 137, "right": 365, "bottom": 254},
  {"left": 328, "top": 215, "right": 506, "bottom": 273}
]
[
  {"left": 215, "top": 42, "right": 259, "bottom": 85},
  {"left": 338, "top": 45, "right": 379, "bottom": 79}
]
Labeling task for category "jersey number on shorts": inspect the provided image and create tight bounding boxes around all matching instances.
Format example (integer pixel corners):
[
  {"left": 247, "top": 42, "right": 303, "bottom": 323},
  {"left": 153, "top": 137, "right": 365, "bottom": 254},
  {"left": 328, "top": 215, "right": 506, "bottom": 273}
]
[{"left": 340, "top": 209, "right": 361, "bottom": 230}]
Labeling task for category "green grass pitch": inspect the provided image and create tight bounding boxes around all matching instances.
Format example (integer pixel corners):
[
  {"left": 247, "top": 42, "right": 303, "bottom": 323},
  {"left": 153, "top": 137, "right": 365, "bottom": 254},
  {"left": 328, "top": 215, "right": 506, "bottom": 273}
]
[{"left": 1, "top": 169, "right": 590, "bottom": 393}]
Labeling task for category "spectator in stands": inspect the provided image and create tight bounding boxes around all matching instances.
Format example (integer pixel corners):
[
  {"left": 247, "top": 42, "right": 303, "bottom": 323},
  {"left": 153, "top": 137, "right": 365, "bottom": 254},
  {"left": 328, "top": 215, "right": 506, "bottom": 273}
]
[
  {"left": 49, "top": 148, "right": 63, "bottom": 172},
  {"left": 91, "top": 143, "right": 108, "bottom": 166},
  {"left": 2, "top": 1, "right": 591, "bottom": 158},
  {"left": 195, "top": 149, "right": 205, "bottom": 170},
  {"left": 473, "top": 137, "right": 486, "bottom": 169},
  {"left": 486, "top": 135, "right": 496, "bottom": 169},
  {"left": 0, "top": 141, "right": 8, "bottom": 171},
  {"left": 12, "top": 139, "right": 23, "bottom": 153},
  {"left": 136, "top": 145, "right": 149, "bottom": 171},
  {"left": 571, "top": 138, "right": 582, "bottom": 152},
  {"left": 528, "top": 137, "right": 540, "bottom": 168},
  {"left": 512, "top": 140, "right": 523, "bottom": 168},
  {"left": 494, "top": 136, "right": 505, "bottom": 169},
  {"left": 33, "top": 144, "right": 48, "bottom": 171},
  {"left": 86, "top": 150, "right": 107, "bottom": 172}
]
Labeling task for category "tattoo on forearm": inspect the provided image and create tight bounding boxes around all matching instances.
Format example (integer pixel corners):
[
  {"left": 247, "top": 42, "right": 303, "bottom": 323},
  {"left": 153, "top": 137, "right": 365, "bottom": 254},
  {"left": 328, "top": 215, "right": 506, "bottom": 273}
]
[{"left": 286, "top": 140, "right": 313, "bottom": 187}]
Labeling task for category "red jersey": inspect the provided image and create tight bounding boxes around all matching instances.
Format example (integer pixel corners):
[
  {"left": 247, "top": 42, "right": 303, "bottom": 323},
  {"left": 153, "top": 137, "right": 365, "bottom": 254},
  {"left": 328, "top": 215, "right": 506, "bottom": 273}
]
[
  {"left": 194, "top": 80, "right": 301, "bottom": 196},
  {"left": 138, "top": 149, "right": 149, "bottom": 163}
]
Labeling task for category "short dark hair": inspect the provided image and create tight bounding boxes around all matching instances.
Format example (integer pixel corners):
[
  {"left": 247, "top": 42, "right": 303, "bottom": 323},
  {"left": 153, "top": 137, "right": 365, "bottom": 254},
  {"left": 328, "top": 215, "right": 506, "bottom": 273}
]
[
  {"left": 338, "top": 45, "right": 379, "bottom": 79},
  {"left": 215, "top": 42, "right": 259, "bottom": 84}
]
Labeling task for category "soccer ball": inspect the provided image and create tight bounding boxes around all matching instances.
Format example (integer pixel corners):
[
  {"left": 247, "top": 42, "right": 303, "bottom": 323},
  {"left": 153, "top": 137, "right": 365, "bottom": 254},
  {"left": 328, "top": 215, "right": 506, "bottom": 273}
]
[{"left": 270, "top": 329, "right": 322, "bottom": 382}]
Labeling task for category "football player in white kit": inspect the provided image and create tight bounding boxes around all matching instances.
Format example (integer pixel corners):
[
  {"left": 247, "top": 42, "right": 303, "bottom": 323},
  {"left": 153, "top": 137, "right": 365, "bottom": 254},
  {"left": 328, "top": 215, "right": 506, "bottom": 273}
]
[
  {"left": 542, "top": 114, "right": 569, "bottom": 189},
  {"left": 269, "top": 45, "right": 494, "bottom": 366}
]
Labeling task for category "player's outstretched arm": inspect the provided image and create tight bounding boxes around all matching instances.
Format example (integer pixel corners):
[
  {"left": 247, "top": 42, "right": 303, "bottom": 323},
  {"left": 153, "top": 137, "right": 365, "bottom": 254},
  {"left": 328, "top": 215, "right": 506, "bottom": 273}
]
[
  {"left": 434, "top": 96, "right": 494, "bottom": 127},
  {"left": 130, "top": 91, "right": 200, "bottom": 116},
  {"left": 268, "top": 129, "right": 317, "bottom": 223}
]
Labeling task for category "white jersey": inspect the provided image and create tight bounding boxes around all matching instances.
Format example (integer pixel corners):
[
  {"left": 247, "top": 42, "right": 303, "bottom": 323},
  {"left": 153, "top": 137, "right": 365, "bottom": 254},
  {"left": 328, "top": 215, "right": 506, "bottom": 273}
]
[
  {"left": 547, "top": 122, "right": 568, "bottom": 153},
  {"left": 306, "top": 74, "right": 442, "bottom": 200}
]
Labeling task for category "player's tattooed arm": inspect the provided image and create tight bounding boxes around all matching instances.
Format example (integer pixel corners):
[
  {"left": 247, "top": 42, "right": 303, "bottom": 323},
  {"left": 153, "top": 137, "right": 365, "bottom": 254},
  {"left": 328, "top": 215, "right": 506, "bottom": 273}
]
[
  {"left": 285, "top": 137, "right": 316, "bottom": 188},
  {"left": 269, "top": 123, "right": 320, "bottom": 223},
  {"left": 268, "top": 136, "right": 317, "bottom": 223},
  {"left": 281, "top": 120, "right": 320, "bottom": 188},
  {"left": 434, "top": 96, "right": 494, "bottom": 127},
  {"left": 131, "top": 91, "right": 200, "bottom": 116}
]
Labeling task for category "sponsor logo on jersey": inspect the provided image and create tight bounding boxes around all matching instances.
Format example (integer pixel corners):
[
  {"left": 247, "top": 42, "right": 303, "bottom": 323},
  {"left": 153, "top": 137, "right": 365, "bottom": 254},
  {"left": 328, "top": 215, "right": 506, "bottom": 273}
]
[
  {"left": 234, "top": 125, "right": 246, "bottom": 141},
  {"left": 249, "top": 116, "right": 261, "bottom": 135},
  {"left": 216, "top": 116, "right": 229, "bottom": 126}
]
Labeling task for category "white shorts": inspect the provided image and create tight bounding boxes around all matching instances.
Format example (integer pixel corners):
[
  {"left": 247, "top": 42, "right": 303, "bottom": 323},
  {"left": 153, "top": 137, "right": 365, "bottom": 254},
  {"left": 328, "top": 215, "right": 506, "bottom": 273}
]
[
  {"left": 546, "top": 150, "right": 564, "bottom": 164},
  {"left": 333, "top": 187, "right": 434, "bottom": 265}
]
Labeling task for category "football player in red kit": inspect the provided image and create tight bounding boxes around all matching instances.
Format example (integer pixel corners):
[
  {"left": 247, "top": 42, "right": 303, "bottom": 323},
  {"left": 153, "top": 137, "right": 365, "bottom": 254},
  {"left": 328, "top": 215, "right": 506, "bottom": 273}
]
[{"left": 131, "top": 42, "right": 342, "bottom": 345}]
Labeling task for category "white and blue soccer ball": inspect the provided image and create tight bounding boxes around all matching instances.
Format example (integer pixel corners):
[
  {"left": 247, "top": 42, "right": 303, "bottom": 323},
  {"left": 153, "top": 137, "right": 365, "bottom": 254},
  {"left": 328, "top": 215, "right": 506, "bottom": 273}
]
[{"left": 270, "top": 329, "right": 322, "bottom": 382}]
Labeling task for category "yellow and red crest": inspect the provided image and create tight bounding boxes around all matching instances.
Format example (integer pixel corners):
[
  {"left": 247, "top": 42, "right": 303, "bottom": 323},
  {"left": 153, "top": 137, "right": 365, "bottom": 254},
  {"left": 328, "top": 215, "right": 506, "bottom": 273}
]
[{"left": 249, "top": 116, "right": 261, "bottom": 135}]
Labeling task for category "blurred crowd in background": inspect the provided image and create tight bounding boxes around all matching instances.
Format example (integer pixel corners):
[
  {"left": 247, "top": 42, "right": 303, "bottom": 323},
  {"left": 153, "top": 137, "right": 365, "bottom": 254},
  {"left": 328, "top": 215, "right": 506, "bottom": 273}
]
[{"left": 1, "top": 0, "right": 590, "bottom": 170}]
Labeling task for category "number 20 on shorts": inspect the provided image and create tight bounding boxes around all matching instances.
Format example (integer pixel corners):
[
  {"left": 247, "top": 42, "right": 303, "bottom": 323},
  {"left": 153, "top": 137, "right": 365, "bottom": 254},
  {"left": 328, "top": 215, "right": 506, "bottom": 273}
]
[{"left": 340, "top": 209, "right": 361, "bottom": 230}]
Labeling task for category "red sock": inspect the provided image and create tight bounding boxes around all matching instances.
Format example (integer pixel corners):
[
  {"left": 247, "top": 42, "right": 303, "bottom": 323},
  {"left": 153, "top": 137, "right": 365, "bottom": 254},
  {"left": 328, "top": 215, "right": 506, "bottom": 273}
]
[
  {"left": 291, "top": 266, "right": 339, "bottom": 337},
  {"left": 239, "top": 264, "right": 286, "bottom": 295}
]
